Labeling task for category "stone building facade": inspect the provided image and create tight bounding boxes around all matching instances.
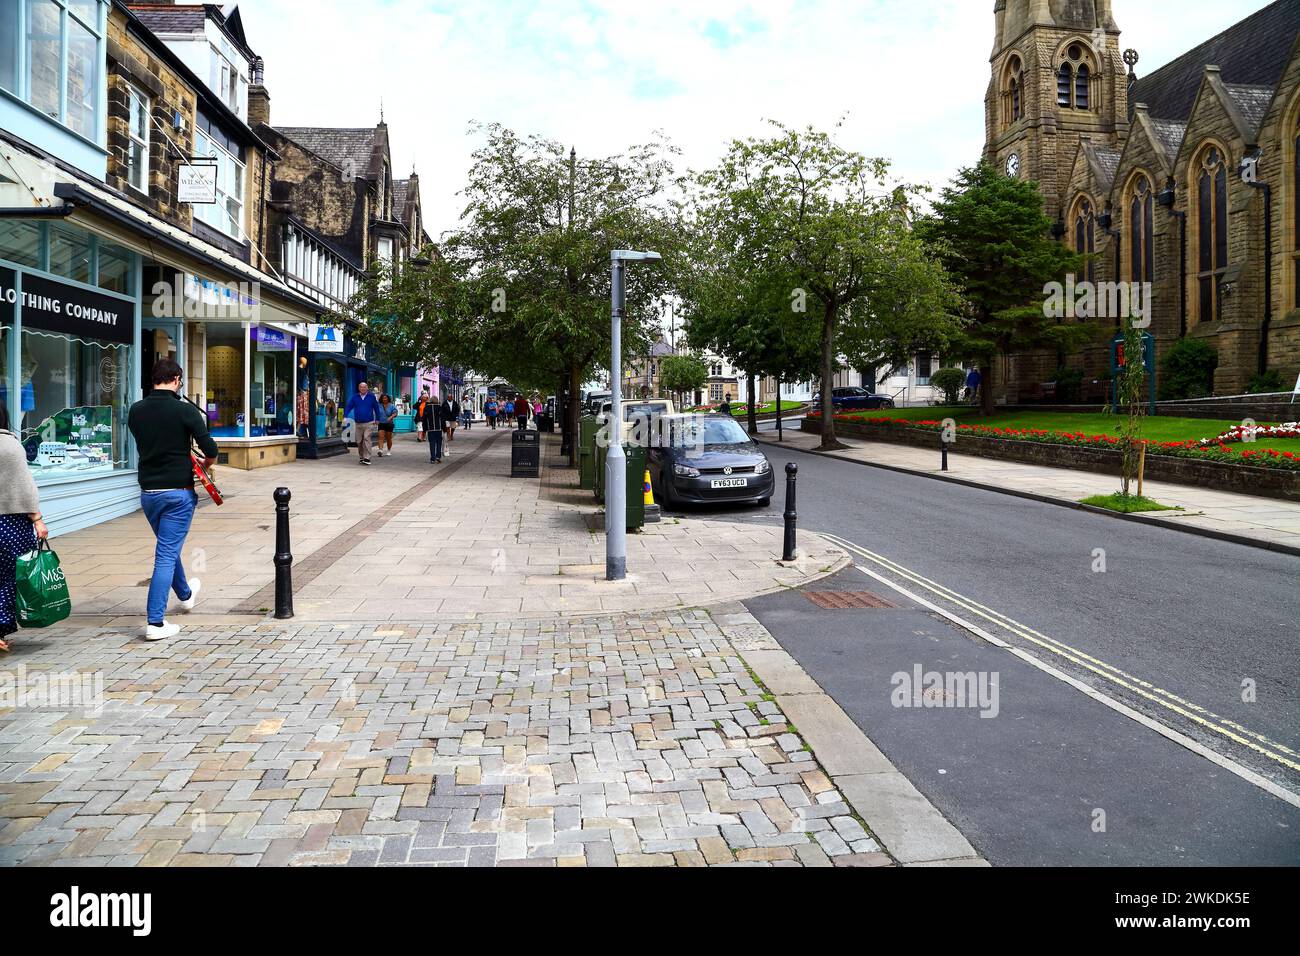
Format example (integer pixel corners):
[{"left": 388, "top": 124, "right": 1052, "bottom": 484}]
[{"left": 984, "top": 0, "right": 1300, "bottom": 399}]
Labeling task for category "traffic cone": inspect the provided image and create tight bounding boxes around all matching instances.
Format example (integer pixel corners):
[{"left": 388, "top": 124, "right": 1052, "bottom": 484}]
[{"left": 643, "top": 468, "right": 661, "bottom": 523}]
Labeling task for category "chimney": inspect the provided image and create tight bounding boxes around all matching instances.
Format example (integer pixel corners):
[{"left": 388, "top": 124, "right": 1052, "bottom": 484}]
[{"left": 248, "top": 57, "right": 270, "bottom": 127}]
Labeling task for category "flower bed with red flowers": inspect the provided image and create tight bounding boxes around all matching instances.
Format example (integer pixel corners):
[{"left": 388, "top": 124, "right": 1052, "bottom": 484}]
[{"left": 804, "top": 410, "right": 1300, "bottom": 472}]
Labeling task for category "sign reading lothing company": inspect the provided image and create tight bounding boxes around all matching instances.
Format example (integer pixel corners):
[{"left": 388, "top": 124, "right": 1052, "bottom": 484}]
[{"left": 0, "top": 266, "right": 133, "bottom": 345}]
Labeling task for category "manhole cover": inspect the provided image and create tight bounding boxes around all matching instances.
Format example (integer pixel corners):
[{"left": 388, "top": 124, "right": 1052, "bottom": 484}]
[{"left": 804, "top": 590, "right": 897, "bottom": 610}]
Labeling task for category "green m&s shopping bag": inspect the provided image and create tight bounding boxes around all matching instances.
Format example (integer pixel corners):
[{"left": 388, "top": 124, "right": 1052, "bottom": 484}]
[{"left": 16, "top": 539, "right": 72, "bottom": 628}]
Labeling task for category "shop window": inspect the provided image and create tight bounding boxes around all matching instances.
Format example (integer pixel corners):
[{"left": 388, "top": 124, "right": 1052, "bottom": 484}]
[
  {"left": 204, "top": 322, "right": 245, "bottom": 437},
  {"left": 250, "top": 326, "right": 294, "bottom": 437},
  {"left": 20, "top": 324, "right": 130, "bottom": 478},
  {"left": 96, "top": 239, "right": 131, "bottom": 294},
  {"left": 314, "top": 356, "right": 344, "bottom": 439},
  {"left": 0, "top": 219, "right": 44, "bottom": 268},
  {"left": 1, "top": 0, "right": 106, "bottom": 140},
  {"left": 47, "top": 221, "right": 91, "bottom": 284},
  {"left": 0, "top": 323, "right": 10, "bottom": 425}
]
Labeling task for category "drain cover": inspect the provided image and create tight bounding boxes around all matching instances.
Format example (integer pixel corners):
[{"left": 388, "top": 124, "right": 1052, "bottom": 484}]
[{"left": 804, "top": 590, "right": 897, "bottom": 610}]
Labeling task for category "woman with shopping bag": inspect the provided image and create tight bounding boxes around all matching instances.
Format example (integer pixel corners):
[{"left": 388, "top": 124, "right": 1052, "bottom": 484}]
[{"left": 0, "top": 406, "right": 49, "bottom": 652}]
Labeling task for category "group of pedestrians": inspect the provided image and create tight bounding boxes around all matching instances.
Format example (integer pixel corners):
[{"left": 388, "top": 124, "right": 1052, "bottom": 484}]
[
  {"left": 417, "top": 390, "right": 470, "bottom": 464},
  {"left": 484, "top": 394, "right": 539, "bottom": 430},
  {"left": 341, "top": 381, "right": 399, "bottom": 465}
]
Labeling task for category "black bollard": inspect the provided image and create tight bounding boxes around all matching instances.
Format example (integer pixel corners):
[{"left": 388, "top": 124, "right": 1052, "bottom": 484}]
[
  {"left": 941, "top": 438, "right": 949, "bottom": 471},
  {"left": 782, "top": 462, "right": 798, "bottom": 562},
  {"left": 273, "top": 487, "right": 294, "bottom": 619}
]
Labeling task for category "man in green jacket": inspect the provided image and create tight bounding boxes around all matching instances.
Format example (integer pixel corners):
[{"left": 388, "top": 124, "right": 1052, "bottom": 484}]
[{"left": 127, "top": 358, "right": 219, "bottom": 642}]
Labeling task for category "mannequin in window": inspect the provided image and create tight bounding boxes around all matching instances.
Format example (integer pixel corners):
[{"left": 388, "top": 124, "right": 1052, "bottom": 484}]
[{"left": 296, "top": 355, "right": 310, "bottom": 438}]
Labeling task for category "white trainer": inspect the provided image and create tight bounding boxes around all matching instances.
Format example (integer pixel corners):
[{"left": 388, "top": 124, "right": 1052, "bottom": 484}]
[
  {"left": 177, "top": 578, "right": 201, "bottom": 612},
  {"left": 144, "top": 621, "right": 181, "bottom": 641}
]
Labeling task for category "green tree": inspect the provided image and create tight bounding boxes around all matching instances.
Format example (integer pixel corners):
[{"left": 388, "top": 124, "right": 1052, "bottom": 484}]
[
  {"left": 915, "top": 161, "right": 1089, "bottom": 416},
  {"left": 658, "top": 353, "right": 708, "bottom": 406},
  {"left": 337, "top": 124, "right": 683, "bottom": 462},
  {"left": 691, "top": 122, "right": 960, "bottom": 449}
]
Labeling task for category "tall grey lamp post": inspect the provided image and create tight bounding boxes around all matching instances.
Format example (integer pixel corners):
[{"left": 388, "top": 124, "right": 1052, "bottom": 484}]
[{"left": 607, "top": 249, "right": 661, "bottom": 581}]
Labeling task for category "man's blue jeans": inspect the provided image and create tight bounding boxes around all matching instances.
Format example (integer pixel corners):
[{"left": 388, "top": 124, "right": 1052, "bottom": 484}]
[
  {"left": 428, "top": 429, "right": 444, "bottom": 461},
  {"left": 140, "top": 489, "right": 197, "bottom": 625}
]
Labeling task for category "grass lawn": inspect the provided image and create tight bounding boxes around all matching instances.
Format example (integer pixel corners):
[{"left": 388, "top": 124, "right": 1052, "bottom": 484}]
[
  {"left": 1080, "top": 493, "right": 1183, "bottom": 514},
  {"left": 843, "top": 406, "right": 1300, "bottom": 453}
]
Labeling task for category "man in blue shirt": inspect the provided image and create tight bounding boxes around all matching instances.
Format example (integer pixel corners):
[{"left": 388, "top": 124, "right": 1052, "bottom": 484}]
[{"left": 344, "top": 381, "right": 383, "bottom": 465}]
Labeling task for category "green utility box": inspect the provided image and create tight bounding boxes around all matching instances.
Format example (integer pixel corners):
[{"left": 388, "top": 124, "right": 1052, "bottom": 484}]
[
  {"left": 592, "top": 442, "right": 646, "bottom": 531},
  {"left": 579, "top": 415, "right": 598, "bottom": 490}
]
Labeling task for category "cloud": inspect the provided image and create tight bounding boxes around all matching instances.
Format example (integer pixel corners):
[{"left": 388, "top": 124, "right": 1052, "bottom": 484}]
[{"left": 238, "top": 0, "right": 1277, "bottom": 233}]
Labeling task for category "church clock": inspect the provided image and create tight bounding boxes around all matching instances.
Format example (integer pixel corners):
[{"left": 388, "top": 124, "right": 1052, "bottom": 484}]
[{"left": 1005, "top": 153, "right": 1021, "bottom": 178}]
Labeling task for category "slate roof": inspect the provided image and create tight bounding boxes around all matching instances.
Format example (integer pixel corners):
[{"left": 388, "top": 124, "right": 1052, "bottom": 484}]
[
  {"left": 392, "top": 179, "right": 410, "bottom": 221},
  {"left": 274, "top": 127, "right": 377, "bottom": 177},
  {"left": 1130, "top": 0, "right": 1300, "bottom": 122},
  {"left": 126, "top": 4, "right": 208, "bottom": 35},
  {"left": 1224, "top": 83, "right": 1276, "bottom": 139},
  {"left": 1149, "top": 118, "right": 1187, "bottom": 164},
  {"left": 1089, "top": 145, "right": 1122, "bottom": 190}
]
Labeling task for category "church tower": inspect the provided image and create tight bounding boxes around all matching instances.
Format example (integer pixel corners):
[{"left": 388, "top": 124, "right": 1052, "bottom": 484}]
[{"left": 984, "top": 0, "right": 1129, "bottom": 223}]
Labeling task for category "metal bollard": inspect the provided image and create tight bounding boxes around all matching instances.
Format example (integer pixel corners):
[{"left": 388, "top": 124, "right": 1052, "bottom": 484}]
[
  {"left": 273, "top": 487, "right": 294, "bottom": 619},
  {"left": 782, "top": 462, "right": 798, "bottom": 562},
  {"left": 941, "top": 438, "right": 949, "bottom": 471}
]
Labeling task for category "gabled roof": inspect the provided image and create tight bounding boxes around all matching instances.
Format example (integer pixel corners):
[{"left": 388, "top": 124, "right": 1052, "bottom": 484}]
[
  {"left": 274, "top": 126, "right": 378, "bottom": 177},
  {"left": 1223, "top": 83, "right": 1275, "bottom": 140},
  {"left": 1086, "top": 144, "right": 1122, "bottom": 191},
  {"left": 1130, "top": 0, "right": 1300, "bottom": 121},
  {"left": 392, "top": 179, "right": 410, "bottom": 221},
  {"left": 1149, "top": 117, "right": 1187, "bottom": 165},
  {"left": 127, "top": 3, "right": 257, "bottom": 62}
]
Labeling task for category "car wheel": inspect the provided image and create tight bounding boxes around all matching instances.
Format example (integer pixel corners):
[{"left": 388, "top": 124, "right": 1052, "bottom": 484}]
[{"left": 756, "top": 497, "right": 771, "bottom": 508}]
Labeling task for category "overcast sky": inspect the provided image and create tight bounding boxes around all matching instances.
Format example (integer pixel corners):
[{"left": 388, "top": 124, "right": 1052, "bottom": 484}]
[{"left": 239, "top": 1, "right": 1275, "bottom": 233}]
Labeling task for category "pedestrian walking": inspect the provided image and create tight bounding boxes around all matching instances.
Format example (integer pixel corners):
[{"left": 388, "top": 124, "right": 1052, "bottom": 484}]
[
  {"left": 720, "top": 392, "right": 733, "bottom": 416},
  {"left": 344, "top": 380, "right": 383, "bottom": 464},
  {"left": 0, "top": 405, "right": 49, "bottom": 653},
  {"left": 127, "top": 358, "right": 219, "bottom": 642},
  {"left": 415, "top": 389, "right": 430, "bottom": 442},
  {"left": 485, "top": 397, "right": 498, "bottom": 429},
  {"left": 461, "top": 393, "right": 473, "bottom": 430},
  {"left": 515, "top": 395, "right": 529, "bottom": 430},
  {"left": 376, "top": 394, "right": 398, "bottom": 456},
  {"left": 441, "top": 393, "right": 460, "bottom": 455},
  {"left": 965, "top": 367, "right": 982, "bottom": 404},
  {"left": 421, "top": 391, "right": 446, "bottom": 462},
  {"left": 503, "top": 398, "right": 514, "bottom": 427}
]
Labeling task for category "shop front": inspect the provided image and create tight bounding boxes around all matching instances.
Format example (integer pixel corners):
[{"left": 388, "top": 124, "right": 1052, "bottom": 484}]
[
  {"left": 302, "top": 322, "right": 388, "bottom": 455},
  {"left": 0, "top": 219, "right": 142, "bottom": 535}
]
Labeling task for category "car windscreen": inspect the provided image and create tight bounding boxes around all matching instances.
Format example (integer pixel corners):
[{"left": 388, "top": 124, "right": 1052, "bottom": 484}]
[
  {"left": 675, "top": 418, "right": 750, "bottom": 445},
  {"left": 624, "top": 402, "right": 669, "bottom": 421}
]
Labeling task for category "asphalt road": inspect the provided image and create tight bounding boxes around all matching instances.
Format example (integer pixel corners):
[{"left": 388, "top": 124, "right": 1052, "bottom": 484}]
[{"left": 665, "top": 440, "right": 1300, "bottom": 864}]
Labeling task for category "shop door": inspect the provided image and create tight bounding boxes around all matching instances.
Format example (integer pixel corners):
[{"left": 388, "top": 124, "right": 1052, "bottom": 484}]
[{"left": 141, "top": 322, "right": 184, "bottom": 396}]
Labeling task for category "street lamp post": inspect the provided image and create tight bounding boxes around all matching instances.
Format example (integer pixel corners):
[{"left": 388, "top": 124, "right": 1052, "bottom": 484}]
[{"left": 607, "top": 249, "right": 661, "bottom": 581}]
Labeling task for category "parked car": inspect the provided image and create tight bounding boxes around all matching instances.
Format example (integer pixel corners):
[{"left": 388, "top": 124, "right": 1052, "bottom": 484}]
[
  {"left": 811, "top": 386, "right": 895, "bottom": 410},
  {"left": 649, "top": 414, "right": 774, "bottom": 508}
]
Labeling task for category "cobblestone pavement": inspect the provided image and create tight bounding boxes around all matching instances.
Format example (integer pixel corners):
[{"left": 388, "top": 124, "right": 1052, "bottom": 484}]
[{"left": 0, "top": 610, "right": 889, "bottom": 867}]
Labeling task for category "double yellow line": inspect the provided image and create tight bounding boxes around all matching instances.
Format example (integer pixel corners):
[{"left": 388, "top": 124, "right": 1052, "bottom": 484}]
[{"left": 819, "top": 531, "right": 1300, "bottom": 776}]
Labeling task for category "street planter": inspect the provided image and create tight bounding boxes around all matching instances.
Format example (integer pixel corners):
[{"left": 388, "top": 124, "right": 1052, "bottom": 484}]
[{"left": 801, "top": 416, "right": 1300, "bottom": 502}]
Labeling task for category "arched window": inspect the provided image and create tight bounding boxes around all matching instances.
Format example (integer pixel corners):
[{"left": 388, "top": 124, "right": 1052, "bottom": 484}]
[
  {"left": 1195, "top": 146, "right": 1229, "bottom": 325},
  {"left": 1292, "top": 114, "right": 1299, "bottom": 309},
  {"left": 1127, "top": 174, "right": 1154, "bottom": 285},
  {"left": 1004, "top": 55, "right": 1024, "bottom": 125},
  {"left": 1057, "top": 42, "right": 1095, "bottom": 111},
  {"left": 1073, "top": 196, "right": 1096, "bottom": 283}
]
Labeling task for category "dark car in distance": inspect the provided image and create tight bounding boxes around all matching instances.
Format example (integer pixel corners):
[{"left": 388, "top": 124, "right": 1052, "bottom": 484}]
[
  {"left": 648, "top": 414, "right": 774, "bottom": 508},
  {"left": 811, "top": 386, "right": 895, "bottom": 410}
]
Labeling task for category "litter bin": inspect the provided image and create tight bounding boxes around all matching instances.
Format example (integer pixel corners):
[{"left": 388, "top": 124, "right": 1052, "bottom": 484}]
[
  {"left": 579, "top": 415, "right": 597, "bottom": 490},
  {"left": 511, "top": 429, "right": 540, "bottom": 478}
]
